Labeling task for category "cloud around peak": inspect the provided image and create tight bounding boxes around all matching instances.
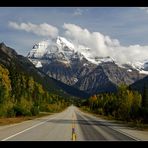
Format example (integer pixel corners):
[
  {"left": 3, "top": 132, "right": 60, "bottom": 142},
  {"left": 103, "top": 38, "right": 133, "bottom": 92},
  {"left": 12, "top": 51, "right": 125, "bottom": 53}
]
[
  {"left": 63, "top": 23, "right": 120, "bottom": 57},
  {"left": 63, "top": 23, "right": 148, "bottom": 64}
]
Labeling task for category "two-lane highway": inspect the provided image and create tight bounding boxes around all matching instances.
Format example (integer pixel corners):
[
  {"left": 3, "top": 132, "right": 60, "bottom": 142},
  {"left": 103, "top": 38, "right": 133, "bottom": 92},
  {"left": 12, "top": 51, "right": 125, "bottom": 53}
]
[{"left": 0, "top": 105, "right": 137, "bottom": 141}]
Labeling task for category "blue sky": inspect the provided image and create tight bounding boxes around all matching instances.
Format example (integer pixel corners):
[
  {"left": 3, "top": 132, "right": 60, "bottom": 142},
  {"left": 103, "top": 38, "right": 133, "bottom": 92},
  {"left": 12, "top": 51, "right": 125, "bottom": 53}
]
[{"left": 0, "top": 7, "right": 148, "bottom": 56}]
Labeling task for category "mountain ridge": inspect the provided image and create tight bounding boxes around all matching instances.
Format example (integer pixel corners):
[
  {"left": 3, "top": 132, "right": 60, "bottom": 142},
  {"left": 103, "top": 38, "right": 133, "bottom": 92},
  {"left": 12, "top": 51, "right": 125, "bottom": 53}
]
[{"left": 0, "top": 42, "right": 89, "bottom": 99}]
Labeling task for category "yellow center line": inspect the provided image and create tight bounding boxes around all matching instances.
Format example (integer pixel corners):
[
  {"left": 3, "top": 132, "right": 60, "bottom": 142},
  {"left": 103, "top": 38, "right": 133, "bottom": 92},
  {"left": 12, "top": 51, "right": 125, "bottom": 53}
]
[{"left": 71, "top": 113, "right": 77, "bottom": 141}]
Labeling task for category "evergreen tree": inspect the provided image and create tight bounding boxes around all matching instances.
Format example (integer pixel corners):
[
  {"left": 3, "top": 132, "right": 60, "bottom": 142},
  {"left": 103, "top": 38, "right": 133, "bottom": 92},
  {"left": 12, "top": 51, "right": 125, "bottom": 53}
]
[{"left": 0, "top": 79, "right": 5, "bottom": 104}]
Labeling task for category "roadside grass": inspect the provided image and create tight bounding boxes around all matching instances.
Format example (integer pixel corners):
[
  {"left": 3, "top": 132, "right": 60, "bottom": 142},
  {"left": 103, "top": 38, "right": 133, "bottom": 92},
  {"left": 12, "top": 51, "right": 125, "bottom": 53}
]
[
  {"left": 0, "top": 106, "right": 68, "bottom": 126},
  {"left": 126, "top": 121, "right": 148, "bottom": 131},
  {"left": 0, "top": 112, "right": 53, "bottom": 126},
  {"left": 79, "top": 106, "right": 148, "bottom": 131}
]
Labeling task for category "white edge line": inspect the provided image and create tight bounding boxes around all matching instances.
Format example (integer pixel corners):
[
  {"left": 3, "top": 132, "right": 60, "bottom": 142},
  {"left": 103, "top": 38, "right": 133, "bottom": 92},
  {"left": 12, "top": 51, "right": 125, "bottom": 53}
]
[
  {"left": 0, "top": 113, "right": 57, "bottom": 130},
  {"left": 108, "top": 127, "right": 141, "bottom": 141},
  {"left": 1, "top": 116, "right": 57, "bottom": 141}
]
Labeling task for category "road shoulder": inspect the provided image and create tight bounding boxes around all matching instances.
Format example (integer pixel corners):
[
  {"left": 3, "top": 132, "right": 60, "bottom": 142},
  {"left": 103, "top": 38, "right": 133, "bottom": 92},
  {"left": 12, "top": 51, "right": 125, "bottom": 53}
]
[{"left": 79, "top": 107, "right": 148, "bottom": 141}]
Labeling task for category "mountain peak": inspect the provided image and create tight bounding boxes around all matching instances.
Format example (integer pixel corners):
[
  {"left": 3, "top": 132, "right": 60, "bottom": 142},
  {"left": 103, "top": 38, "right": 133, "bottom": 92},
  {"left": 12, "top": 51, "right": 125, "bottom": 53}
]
[
  {"left": 0, "top": 42, "right": 6, "bottom": 48},
  {"left": 28, "top": 37, "right": 115, "bottom": 66},
  {"left": 27, "top": 36, "right": 85, "bottom": 67},
  {"left": 56, "top": 36, "right": 75, "bottom": 50},
  {"left": 0, "top": 42, "right": 17, "bottom": 57}
]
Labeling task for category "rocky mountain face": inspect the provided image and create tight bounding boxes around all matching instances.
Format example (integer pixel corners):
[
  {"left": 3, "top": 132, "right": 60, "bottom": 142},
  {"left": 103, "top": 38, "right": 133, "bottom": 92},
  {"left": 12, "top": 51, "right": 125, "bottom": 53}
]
[
  {"left": 27, "top": 36, "right": 147, "bottom": 95},
  {"left": 74, "top": 62, "right": 145, "bottom": 94}
]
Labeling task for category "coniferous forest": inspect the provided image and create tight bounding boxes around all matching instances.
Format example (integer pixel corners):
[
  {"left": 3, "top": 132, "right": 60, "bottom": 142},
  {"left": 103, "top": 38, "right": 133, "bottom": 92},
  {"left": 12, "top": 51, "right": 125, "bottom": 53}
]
[
  {"left": 80, "top": 84, "right": 148, "bottom": 124},
  {"left": 0, "top": 64, "right": 70, "bottom": 117}
]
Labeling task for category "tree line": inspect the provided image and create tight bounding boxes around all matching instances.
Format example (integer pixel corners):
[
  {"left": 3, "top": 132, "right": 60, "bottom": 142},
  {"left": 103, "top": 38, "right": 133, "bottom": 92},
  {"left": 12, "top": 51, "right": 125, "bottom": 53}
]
[
  {"left": 0, "top": 64, "right": 70, "bottom": 117},
  {"left": 81, "top": 84, "right": 148, "bottom": 123}
]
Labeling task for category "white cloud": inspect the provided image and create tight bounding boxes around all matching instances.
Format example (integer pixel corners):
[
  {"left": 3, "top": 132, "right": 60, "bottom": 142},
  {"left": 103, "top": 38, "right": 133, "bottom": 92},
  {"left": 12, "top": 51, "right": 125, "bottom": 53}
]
[
  {"left": 73, "top": 8, "right": 83, "bottom": 16},
  {"left": 9, "top": 22, "right": 58, "bottom": 38},
  {"left": 63, "top": 23, "right": 120, "bottom": 57},
  {"left": 63, "top": 23, "right": 148, "bottom": 64},
  {"left": 111, "top": 45, "right": 148, "bottom": 64}
]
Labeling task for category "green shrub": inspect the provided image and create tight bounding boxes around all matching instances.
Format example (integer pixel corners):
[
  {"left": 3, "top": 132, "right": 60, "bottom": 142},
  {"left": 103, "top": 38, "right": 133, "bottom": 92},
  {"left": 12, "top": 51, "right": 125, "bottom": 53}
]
[
  {"left": 13, "top": 105, "right": 31, "bottom": 116},
  {"left": 6, "top": 107, "right": 16, "bottom": 117},
  {"left": 97, "top": 108, "right": 104, "bottom": 115},
  {"left": 31, "top": 106, "right": 39, "bottom": 116}
]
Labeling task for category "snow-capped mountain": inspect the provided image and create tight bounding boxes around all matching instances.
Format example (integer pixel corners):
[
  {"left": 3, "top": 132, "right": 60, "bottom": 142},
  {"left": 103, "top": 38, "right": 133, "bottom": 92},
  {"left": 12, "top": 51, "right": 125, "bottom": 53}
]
[
  {"left": 27, "top": 36, "right": 116, "bottom": 67},
  {"left": 27, "top": 36, "right": 147, "bottom": 95},
  {"left": 28, "top": 36, "right": 148, "bottom": 72},
  {"left": 28, "top": 36, "right": 83, "bottom": 62},
  {"left": 122, "top": 60, "right": 148, "bottom": 75}
]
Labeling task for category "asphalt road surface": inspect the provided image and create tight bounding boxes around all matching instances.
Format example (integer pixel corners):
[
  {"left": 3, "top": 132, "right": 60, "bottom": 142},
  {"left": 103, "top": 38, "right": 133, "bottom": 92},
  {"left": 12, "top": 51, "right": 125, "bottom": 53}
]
[{"left": 0, "top": 105, "right": 137, "bottom": 141}]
